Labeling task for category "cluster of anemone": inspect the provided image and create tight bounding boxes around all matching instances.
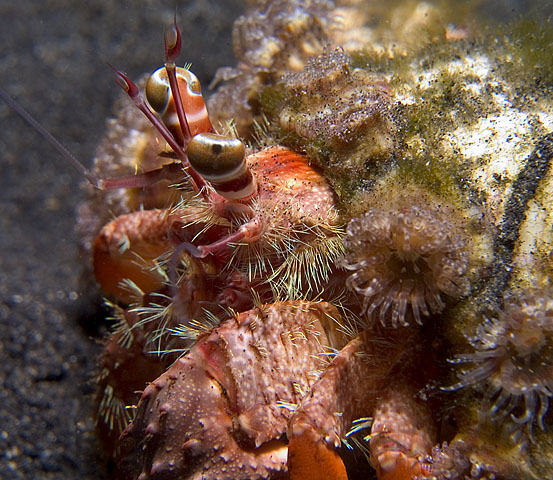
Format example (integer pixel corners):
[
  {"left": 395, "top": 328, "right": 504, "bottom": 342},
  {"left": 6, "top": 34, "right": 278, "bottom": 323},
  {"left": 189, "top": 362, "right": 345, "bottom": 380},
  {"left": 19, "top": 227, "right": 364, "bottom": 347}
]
[
  {"left": 341, "top": 205, "right": 469, "bottom": 328},
  {"left": 446, "top": 293, "right": 553, "bottom": 438},
  {"left": 208, "top": 0, "right": 336, "bottom": 137}
]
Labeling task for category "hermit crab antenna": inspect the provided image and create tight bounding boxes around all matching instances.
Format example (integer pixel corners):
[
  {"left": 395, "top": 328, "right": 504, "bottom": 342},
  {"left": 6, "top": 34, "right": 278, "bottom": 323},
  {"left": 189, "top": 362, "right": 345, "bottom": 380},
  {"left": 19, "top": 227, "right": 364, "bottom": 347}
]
[
  {"left": 0, "top": 85, "right": 102, "bottom": 189},
  {"left": 111, "top": 66, "right": 184, "bottom": 157},
  {"left": 163, "top": 19, "right": 192, "bottom": 143},
  {"left": 164, "top": 16, "right": 182, "bottom": 64},
  {"left": 110, "top": 66, "right": 204, "bottom": 193}
]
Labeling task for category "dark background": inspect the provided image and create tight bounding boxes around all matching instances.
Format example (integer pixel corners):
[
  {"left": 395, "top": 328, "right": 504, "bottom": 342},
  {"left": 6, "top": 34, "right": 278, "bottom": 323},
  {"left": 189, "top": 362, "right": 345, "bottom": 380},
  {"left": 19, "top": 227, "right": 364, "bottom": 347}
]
[
  {"left": 0, "top": 1, "right": 241, "bottom": 478},
  {"left": 0, "top": 0, "right": 549, "bottom": 479}
]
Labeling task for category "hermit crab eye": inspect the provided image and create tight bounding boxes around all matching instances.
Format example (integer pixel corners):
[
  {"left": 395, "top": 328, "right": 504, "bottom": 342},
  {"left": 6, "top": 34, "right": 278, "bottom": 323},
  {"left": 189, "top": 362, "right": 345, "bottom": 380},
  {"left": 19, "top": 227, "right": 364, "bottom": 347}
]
[
  {"left": 187, "top": 133, "right": 256, "bottom": 201},
  {"left": 145, "top": 67, "right": 171, "bottom": 113},
  {"left": 187, "top": 133, "right": 245, "bottom": 180},
  {"left": 146, "top": 67, "right": 203, "bottom": 114},
  {"left": 145, "top": 66, "right": 212, "bottom": 140}
]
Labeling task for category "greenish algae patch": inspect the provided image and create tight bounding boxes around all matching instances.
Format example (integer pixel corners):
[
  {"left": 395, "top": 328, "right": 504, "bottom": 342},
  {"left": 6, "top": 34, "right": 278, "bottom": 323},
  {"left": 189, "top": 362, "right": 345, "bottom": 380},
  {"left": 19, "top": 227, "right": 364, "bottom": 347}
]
[
  {"left": 259, "top": 17, "right": 553, "bottom": 215},
  {"left": 255, "top": 11, "right": 553, "bottom": 474},
  {"left": 500, "top": 17, "right": 553, "bottom": 88}
]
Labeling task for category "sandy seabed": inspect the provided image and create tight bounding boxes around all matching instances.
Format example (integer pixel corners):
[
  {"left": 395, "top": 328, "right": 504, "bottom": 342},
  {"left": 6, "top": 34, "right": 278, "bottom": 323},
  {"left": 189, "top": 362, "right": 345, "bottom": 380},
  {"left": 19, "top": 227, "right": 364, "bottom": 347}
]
[{"left": 0, "top": 1, "right": 240, "bottom": 478}]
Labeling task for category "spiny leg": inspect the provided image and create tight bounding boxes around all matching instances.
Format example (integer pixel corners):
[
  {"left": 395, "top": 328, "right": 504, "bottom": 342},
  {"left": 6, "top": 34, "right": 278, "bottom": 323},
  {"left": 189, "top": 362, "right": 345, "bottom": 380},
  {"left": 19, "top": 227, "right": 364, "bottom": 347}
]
[
  {"left": 287, "top": 333, "right": 372, "bottom": 480},
  {"left": 369, "top": 383, "right": 436, "bottom": 480},
  {"left": 287, "top": 328, "right": 430, "bottom": 480}
]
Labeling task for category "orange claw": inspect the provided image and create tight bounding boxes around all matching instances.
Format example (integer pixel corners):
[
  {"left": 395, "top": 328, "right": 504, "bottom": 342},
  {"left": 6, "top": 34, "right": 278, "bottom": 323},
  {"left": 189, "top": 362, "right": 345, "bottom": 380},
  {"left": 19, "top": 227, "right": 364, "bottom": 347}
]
[
  {"left": 288, "top": 427, "right": 348, "bottom": 480},
  {"left": 93, "top": 209, "right": 173, "bottom": 303},
  {"left": 373, "top": 450, "right": 426, "bottom": 480}
]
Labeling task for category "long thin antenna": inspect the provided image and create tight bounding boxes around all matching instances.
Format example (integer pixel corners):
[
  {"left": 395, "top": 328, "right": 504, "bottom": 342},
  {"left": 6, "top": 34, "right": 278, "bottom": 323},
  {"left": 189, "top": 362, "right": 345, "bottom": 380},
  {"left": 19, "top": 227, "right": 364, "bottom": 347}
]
[
  {"left": 164, "top": 18, "right": 192, "bottom": 143},
  {"left": 0, "top": 85, "right": 101, "bottom": 189}
]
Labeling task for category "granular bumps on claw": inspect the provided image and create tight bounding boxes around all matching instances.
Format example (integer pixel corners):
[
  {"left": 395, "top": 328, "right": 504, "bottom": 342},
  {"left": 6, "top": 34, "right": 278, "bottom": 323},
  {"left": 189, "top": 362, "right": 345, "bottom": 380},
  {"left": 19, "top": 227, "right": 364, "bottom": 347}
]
[
  {"left": 342, "top": 204, "right": 470, "bottom": 328},
  {"left": 447, "top": 292, "right": 553, "bottom": 438},
  {"left": 117, "top": 301, "right": 347, "bottom": 480}
]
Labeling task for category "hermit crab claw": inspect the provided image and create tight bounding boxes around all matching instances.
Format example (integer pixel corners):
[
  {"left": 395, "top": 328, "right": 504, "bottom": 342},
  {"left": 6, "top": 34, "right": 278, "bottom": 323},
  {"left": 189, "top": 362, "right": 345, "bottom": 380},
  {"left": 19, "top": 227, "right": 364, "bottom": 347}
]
[{"left": 287, "top": 427, "right": 348, "bottom": 480}]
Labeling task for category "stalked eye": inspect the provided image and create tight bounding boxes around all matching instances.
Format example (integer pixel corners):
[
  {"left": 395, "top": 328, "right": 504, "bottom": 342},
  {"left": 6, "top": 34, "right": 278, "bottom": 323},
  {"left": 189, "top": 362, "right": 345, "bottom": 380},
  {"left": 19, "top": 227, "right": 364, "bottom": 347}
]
[
  {"left": 145, "top": 66, "right": 212, "bottom": 140},
  {"left": 187, "top": 133, "right": 245, "bottom": 179},
  {"left": 187, "top": 133, "right": 257, "bottom": 201},
  {"left": 145, "top": 67, "right": 170, "bottom": 113},
  {"left": 146, "top": 66, "right": 203, "bottom": 114}
]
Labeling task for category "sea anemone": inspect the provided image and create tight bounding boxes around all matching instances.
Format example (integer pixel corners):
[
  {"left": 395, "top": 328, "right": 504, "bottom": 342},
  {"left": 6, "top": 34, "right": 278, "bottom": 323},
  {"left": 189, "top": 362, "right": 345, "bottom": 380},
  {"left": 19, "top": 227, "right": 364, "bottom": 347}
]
[
  {"left": 341, "top": 206, "right": 469, "bottom": 327},
  {"left": 446, "top": 293, "right": 553, "bottom": 436}
]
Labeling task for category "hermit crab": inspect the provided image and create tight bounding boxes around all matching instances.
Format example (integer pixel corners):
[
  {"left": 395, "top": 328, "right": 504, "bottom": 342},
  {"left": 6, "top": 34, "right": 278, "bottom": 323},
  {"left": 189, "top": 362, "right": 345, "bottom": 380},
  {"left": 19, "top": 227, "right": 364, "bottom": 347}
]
[
  {"left": 85, "top": 18, "right": 349, "bottom": 479},
  {"left": 85, "top": 17, "right": 454, "bottom": 477},
  {"left": 90, "top": 21, "right": 343, "bottom": 302},
  {"left": 70, "top": 2, "right": 553, "bottom": 479}
]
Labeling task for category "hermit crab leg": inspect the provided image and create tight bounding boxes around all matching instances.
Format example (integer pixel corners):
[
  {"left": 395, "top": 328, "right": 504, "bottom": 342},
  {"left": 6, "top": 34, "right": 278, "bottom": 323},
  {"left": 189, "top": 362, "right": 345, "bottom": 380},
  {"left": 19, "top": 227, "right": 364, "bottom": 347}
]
[
  {"left": 95, "top": 162, "right": 186, "bottom": 191},
  {"left": 369, "top": 383, "right": 436, "bottom": 480},
  {"left": 182, "top": 216, "right": 263, "bottom": 259},
  {"left": 287, "top": 334, "right": 370, "bottom": 480},
  {"left": 287, "top": 328, "right": 435, "bottom": 480}
]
